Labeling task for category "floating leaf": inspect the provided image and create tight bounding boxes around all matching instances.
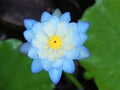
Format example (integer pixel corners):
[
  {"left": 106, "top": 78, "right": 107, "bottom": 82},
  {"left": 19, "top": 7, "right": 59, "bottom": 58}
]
[
  {"left": 0, "top": 39, "right": 54, "bottom": 90},
  {"left": 80, "top": 0, "right": 120, "bottom": 90}
]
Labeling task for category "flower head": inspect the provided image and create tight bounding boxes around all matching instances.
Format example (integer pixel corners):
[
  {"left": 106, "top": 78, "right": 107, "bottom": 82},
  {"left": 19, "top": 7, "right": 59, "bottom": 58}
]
[{"left": 20, "top": 9, "right": 90, "bottom": 84}]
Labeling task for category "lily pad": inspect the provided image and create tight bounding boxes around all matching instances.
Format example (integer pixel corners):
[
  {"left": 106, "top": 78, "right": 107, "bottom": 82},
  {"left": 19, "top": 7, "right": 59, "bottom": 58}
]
[
  {"left": 80, "top": 0, "right": 120, "bottom": 90},
  {"left": 0, "top": 39, "right": 54, "bottom": 90}
]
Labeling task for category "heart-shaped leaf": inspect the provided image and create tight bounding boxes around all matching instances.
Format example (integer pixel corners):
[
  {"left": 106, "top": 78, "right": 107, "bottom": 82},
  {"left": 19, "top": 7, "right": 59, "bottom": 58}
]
[{"left": 80, "top": 0, "right": 120, "bottom": 90}]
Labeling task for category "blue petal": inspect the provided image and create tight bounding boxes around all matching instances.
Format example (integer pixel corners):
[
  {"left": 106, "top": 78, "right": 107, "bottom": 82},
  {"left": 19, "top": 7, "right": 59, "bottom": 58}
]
[
  {"left": 77, "top": 22, "right": 90, "bottom": 32},
  {"left": 80, "top": 33, "right": 88, "bottom": 44},
  {"left": 64, "top": 47, "right": 80, "bottom": 60},
  {"left": 68, "top": 23, "right": 77, "bottom": 31},
  {"left": 72, "top": 32, "right": 81, "bottom": 46},
  {"left": 24, "top": 19, "right": 36, "bottom": 29},
  {"left": 79, "top": 46, "right": 90, "bottom": 59},
  {"left": 41, "top": 11, "right": 51, "bottom": 22},
  {"left": 20, "top": 42, "right": 31, "bottom": 54},
  {"left": 52, "top": 9, "right": 62, "bottom": 17},
  {"left": 60, "top": 12, "right": 71, "bottom": 22},
  {"left": 62, "top": 59, "right": 75, "bottom": 73},
  {"left": 41, "top": 59, "right": 52, "bottom": 71},
  {"left": 32, "top": 22, "right": 43, "bottom": 33},
  {"left": 28, "top": 47, "right": 38, "bottom": 59},
  {"left": 65, "top": 46, "right": 90, "bottom": 60},
  {"left": 23, "top": 30, "right": 33, "bottom": 42},
  {"left": 49, "top": 68, "right": 62, "bottom": 84},
  {"left": 31, "top": 59, "right": 43, "bottom": 73},
  {"left": 52, "top": 59, "right": 63, "bottom": 69}
]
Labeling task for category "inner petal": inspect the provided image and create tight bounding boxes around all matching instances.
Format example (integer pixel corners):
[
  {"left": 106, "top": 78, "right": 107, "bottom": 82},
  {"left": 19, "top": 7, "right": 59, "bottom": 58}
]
[
  {"left": 43, "top": 22, "right": 56, "bottom": 37},
  {"left": 56, "top": 22, "right": 68, "bottom": 38},
  {"left": 32, "top": 30, "right": 49, "bottom": 48}
]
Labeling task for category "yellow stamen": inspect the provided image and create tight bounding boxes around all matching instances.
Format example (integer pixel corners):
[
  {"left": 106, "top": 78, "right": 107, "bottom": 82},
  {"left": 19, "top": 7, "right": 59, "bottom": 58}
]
[{"left": 49, "top": 36, "right": 62, "bottom": 49}]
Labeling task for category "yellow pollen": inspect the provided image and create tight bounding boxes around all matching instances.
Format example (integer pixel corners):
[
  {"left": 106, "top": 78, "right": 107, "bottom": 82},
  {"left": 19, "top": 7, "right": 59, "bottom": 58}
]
[{"left": 49, "top": 36, "right": 62, "bottom": 49}]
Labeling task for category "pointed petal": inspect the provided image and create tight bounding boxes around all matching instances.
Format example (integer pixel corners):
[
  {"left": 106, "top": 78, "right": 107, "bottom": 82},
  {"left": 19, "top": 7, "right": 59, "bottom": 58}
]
[
  {"left": 68, "top": 23, "right": 77, "bottom": 31},
  {"left": 20, "top": 42, "right": 31, "bottom": 54},
  {"left": 41, "top": 11, "right": 51, "bottom": 22},
  {"left": 77, "top": 22, "right": 90, "bottom": 32},
  {"left": 52, "top": 9, "right": 62, "bottom": 17},
  {"left": 79, "top": 46, "right": 90, "bottom": 59},
  {"left": 60, "top": 12, "right": 71, "bottom": 22},
  {"left": 24, "top": 19, "right": 36, "bottom": 29},
  {"left": 80, "top": 33, "right": 88, "bottom": 44},
  {"left": 43, "top": 22, "right": 56, "bottom": 37},
  {"left": 65, "top": 46, "right": 90, "bottom": 60},
  {"left": 32, "top": 22, "right": 43, "bottom": 34},
  {"left": 31, "top": 59, "right": 43, "bottom": 73},
  {"left": 41, "top": 59, "right": 52, "bottom": 71},
  {"left": 64, "top": 47, "right": 80, "bottom": 60},
  {"left": 62, "top": 59, "right": 75, "bottom": 73},
  {"left": 28, "top": 47, "right": 38, "bottom": 59},
  {"left": 73, "top": 32, "right": 88, "bottom": 46},
  {"left": 23, "top": 30, "right": 33, "bottom": 42},
  {"left": 52, "top": 59, "right": 63, "bottom": 69},
  {"left": 49, "top": 68, "right": 62, "bottom": 84}
]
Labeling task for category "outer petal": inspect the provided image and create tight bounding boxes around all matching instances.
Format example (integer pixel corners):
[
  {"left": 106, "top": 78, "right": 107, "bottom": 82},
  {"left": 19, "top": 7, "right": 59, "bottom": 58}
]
[
  {"left": 64, "top": 47, "right": 80, "bottom": 60},
  {"left": 62, "top": 59, "right": 75, "bottom": 73},
  {"left": 80, "top": 33, "right": 88, "bottom": 44},
  {"left": 72, "top": 32, "right": 81, "bottom": 46},
  {"left": 23, "top": 30, "right": 33, "bottom": 42},
  {"left": 52, "top": 59, "right": 63, "bottom": 69},
  {"left": 65, "top": 46, "right": 90, "bottom": 60},
  {"left": 41, "top": 11, "right": 51, "bottom": 22},
  {"left": 28, "top": 47, "right": 38, "bottom": 59},
  {"left": 32, "top": 22, "right": 43, "bottom": 34},
  {"left": 72, "top": 31, "right": 88, "bottom": 46},
  {"left": 77, "top": 22, "right": 90, "bottom": 32},
  {"left": 41, "top": 59, "right": 52, "bottom": 71},
  {"left": 49, "top": 68, "right": 62, "bottom": 84},
  {"left": 20, "top": 42, "right": 31, "bottom": 54},
  {"left": 31, "top": 59, "right": 43, "bottom": 73},
  {"left": 60, "top": 12, "right": 71, "bottom": 22},
  {"left": 24, "top": 19, "right": 36, "bottom": 29},
  {"left": 79, "top": 46, "right": 90, "bottom": 59},
  {"left": 52, "top": 9, "right": 62, "bottom": 17},
  {"left": 68, "top": 23, "right": 77, "bottom": 31}
]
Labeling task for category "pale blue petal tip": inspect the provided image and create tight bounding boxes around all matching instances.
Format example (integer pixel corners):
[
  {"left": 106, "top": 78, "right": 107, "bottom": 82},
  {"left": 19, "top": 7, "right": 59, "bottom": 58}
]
[
  {"left": 20, "top": 42, "right": 31, "bottom": 54},
  {"left": 23, "top": 30, "right": 33, "bottom": 42},
  {"left": 64, "top": 47, "right": 81, "bottom": 60},
  {"left": 80, "top": 33, "right": 88, "bottom": 44},
  {"left": 41, "top": 11, "right": 51, "bottom": 22},
  {"left": 28, "top": 47, "right": 38, "bottom": 59},
  {"left": 78, "top": 22, "right": 90, "bottom": 32},
  {"left": 41, "top": 59, "right": 52, "bottom": 71},
  {"left": 79, "top": 46, "right": 90, "bottom": 59},
  {"left": 31, "top": 60, "right": 43, "bottom": 73},
  {"left": 49, "top": 69, "right": 62, "bottom": 84},
  {"left": 24, "top": 19, "right": 36, "bottom": 29},
  {"left": 62, "top": 60, "right": 75, "bottom": 73},
  {"left": 60, "top": 12, "right": 71, "bottom": 22},
  {"left": 52, "top": 9, "right": 62, "bottom": 17}
]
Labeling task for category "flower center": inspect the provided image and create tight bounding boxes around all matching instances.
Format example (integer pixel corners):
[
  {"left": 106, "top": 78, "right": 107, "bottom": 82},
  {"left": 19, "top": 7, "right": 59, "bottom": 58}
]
[{"left": 49, "top": 36, "right": 62, "bottom": 49}]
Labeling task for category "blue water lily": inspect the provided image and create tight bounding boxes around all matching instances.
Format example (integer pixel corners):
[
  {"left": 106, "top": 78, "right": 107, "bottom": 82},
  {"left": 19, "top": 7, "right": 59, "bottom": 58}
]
[{"left": 20, "top": 9, "right": 90, "bottom": 84}]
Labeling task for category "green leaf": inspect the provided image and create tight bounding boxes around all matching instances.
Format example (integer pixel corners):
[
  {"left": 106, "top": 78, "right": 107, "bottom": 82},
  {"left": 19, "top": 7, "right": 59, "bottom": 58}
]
[
  {"left": 80, "top": 0, "right": 120, "bottom": 90},
  {"left": 0, "top": 39, "right": 54, "bottom": 90}
]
